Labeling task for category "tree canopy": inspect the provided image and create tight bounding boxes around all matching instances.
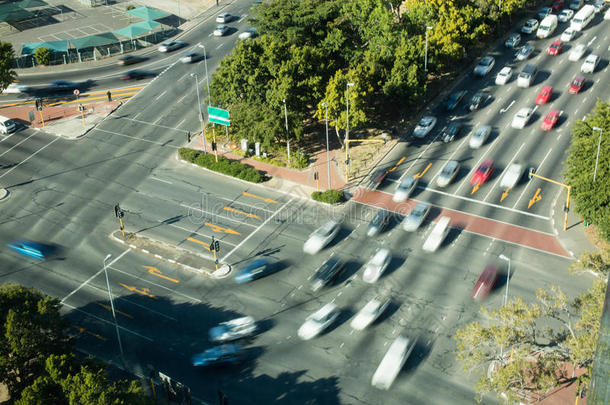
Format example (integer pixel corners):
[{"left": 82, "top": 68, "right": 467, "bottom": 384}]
[{"left": 0, "top": 42, "right": 17, "bottom": 92}]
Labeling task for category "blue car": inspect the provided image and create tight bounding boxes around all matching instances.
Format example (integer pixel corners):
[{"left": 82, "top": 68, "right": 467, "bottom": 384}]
[
  {"left": 234, "top": 257, "right": 278, "bottom": 284},
  {"left": 191, "top": 344, "right": 243, "bottom": 367},
  {"left": 7, "top": 240, "right": 47, "bottom": 259}
]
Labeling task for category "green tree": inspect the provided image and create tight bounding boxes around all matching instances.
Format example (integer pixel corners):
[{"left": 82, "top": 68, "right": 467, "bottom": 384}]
[
  {"left": 563, "top": 100, "right": 610, "bottom": 240},
  {"left": 382, "top": 34, "right": 426, "bottom": 104},
  {"left": 569, "top": 250, "right": 610, "bottom": 277},
  {"left": 33, "top": 47, "right": 51, "bottom": 66},
  {"left": 0, "top": 42, "right": 17, "bottom": 92},
  {"left": 0, "top": 284, "right": 72, "bottom": 398}
]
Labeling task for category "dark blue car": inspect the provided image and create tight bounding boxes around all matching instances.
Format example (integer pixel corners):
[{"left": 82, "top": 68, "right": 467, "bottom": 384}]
[
  {"left": 7, "top": 240, "right": 47, "bottom": 259},
  {"left": 191, "top": 344, "right": 243, "bottom": 367},
  {"left": 234, "top": 257, "right": 278, "bottom": 284}
]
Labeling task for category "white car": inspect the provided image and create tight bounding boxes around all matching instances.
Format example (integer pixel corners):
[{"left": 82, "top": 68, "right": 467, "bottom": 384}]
[
  {"left": 363, "top": 248, "right": 392, "bottom": 283},
  {"left": 392, "top": 176, "right": 418, "bottom": 202},
  {"left": 500, "top": 163, "right": 523, "bottom": 189},
  {"left": 350, "top": 298, "right": 390, "bottom": 330},
  {"left": 213, "top": 25, "right": 230, "bottom": 37},
  {"left": 561, "top": 28, "right": 577, "bottom": 42},
  {"left": 216, "top": 13, "right": 232, "bottom": 23},
  {"left": 238, "top": 29, "right": 257, "bottom": 40},
  {"left": 512, "top": 107, "right": 534, "bottom": 129},
  {"left": 413, "top": 116, "right": 437, "bottom": 138},
  {"left": 403, "top": 203, "right": 430, "bottom": 232},
  {"left": 473, "top": 56, "right": 495, "bottom": 76},
  {"left": 569, "top": 44, "right": 586, "bottom": 61},
  {"left": 558, "top": 9, "right": 574, "bottom": 22},
  {"left": 157, "top": 40, "right": 185, "bottom": 52},
  {"left": 437, "top": 160, "right": 460, "bottom": 187},
  {"left": 298, "top": 303, "right": 339, "bottom": 340},
  {"left": 2, "top": 83, "right": 30, "bottom": 94},
  {"left": 422, "top": 216, "right": 450, "bottom": 252},
  {"left": 581, "top": 54, "right": 599, "bottom": 73},
  {"left": 209, "top": 316, "right": 256, "bottom": 342},
  {"left": 521, "top": 19, "right": 539, "bottom": 34},
  {"left": 469, "top": 125, "right": 491, "bottom": 149},
  {"left": 371, "top": 335, "right": 416, "bottom": 390},
  {"left": 495, "top": 66, "right": 512, "bottom": 85},
  {"left": 180, "top": 52, "right": 201, "bottom": 63},
  {"left": 303, "top": 220, "right": 340, "bottom": 254}
]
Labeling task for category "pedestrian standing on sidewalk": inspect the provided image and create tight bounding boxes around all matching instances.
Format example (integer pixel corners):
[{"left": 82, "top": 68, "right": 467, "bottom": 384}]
[{"left": 107, "top": 91, "right": 112, "bottom": 101}]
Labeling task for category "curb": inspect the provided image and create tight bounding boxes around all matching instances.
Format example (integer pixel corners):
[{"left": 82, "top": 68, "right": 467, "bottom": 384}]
[{"left": 109, "top": 231, "right": 232, "bottom": 279}]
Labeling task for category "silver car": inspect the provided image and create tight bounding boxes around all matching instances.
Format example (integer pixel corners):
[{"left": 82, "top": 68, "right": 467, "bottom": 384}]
[
  {"left": 392, "top": 176, "right": 418, "bottom": 202},
  {"left": 521, "top": 19, "right": 539, "bottom": 34},
  {"left": 516, "top": 44, "right": 534, "bottom": 61},
  {"left": 413, "top": 116, "right": 437, "bottom": 138},
  {"left": 469, "top": 125, "right": 491, "bottom": 149},
  {"left": 158, "top": 40, "right": 186, "bottom": 52},
  {"left": 473, "top": 56, "right": 495, "bottom": 76},
  {"left": 437, "top": 161, "right": 460, "bottom": 187},
  {"left": 403, "top": 203, "right": 430, "bottom": 232}
]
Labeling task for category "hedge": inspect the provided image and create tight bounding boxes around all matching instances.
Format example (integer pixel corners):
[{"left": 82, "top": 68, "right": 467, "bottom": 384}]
[
  {"left": 311, "top": 190, "right": 345, "bottom": 204},
  {"left": 179, "top": 148, "right": 265, "bottom": 183}
]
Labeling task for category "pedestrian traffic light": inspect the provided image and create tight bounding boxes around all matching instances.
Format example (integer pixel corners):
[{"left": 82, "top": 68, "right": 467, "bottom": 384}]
[
  {"left": 214, "top": 240, "right": 220, "bottom": 252},
  {"left": 35, "top": 98, "right": 43, "bottom": 111},
  {"left": 314, "top": 172, "right": 318, "bottom": 180}
]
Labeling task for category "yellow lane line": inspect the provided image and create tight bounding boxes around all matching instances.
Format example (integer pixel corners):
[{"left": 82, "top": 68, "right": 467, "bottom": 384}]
[
  {"left": 224, "top": 206, "right": 260, "bottom": 219},
  {"left": 187, "top": 236, "right": 211, "bottom": 251}
]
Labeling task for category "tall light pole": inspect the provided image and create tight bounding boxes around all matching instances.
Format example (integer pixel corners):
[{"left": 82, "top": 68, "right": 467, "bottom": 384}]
[
  {"left": 191, "top": 73, "right": 207, "bottom": 153},
  {"left": 424, "top": 26, "right": 433, "bottom": 72},
  {"left": 322, "top": 101, "right": 331, "bottom": 189},
  {"left": 103, "top": 254, "right": 124, "bottom": 364},
  {"left": 345, "top": 82, "right": 354, "bottom": 178},
  {"left": 499, "top": 254, "right": 511, "bottom": 306},
  {"left": 592, "top": 126, "right": 603, "bottom": 182},
  {"left": 283, "top": 99, "right": 290, "bottom": 165},
  {"left": 197, "top": 43, "right": 211, "bottom": 105}
]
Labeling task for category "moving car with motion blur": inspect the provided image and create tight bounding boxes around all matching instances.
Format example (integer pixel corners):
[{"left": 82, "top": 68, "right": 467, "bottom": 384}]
[
  {"left": 367, "top": 210, "right": 391, "bottom": 237},
  {"left": 471, "top": 159, "right": 495, "bottom": 186},
  {"left": 393, "top": 176, "right": 418, "bottom": 202},
  {"left": 303, "top": 221, "right": 340, "bottom": 254},
  {"left": 191, "top": 344, "right": 244, "bottom": 367},
  {"left": 298, "top": 303, "right": 339, "bottom": 340},
  {"left": 209, "top": 317, "right": 256, "bottom": 343},
  {"left": 472, "top": 265, "right": 499, "bottom": 300},
  {"left": 371, "top": 335, "right": 416, "bottom": 390},
  {"left": 363, "top": 248, "right": 392, "bottom": 283},
  {"left": 437, "top": 160, "right": 460, "bottom": 187},
  {"left": 234, "top": 257, "right": 279, "bottom": 283},
  {"left": 403, "top": 203, "right": 430, "bottom": 232},
  {"left": 310, "top": 255, "right": 345, "bottom": 292},
  {"left": 351, "top": 298, "right": 390, "bottom": 330}
]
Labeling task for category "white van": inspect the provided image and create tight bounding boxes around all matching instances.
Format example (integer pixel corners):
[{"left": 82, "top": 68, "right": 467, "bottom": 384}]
[
  {"left": 571, "top": 5, "right": 595, "bottom": 31},
  {"left": 422, "top": 216, "right": 450, "bottom": 252},
  {"left": 371, "top": 335, "right": 415, "bottom": 390},
  {"left": 536, "top": 15, "right": 558, "bottom": 38},
  {"left": 0, "top": 115, "right": 17, "bottom": 134}
]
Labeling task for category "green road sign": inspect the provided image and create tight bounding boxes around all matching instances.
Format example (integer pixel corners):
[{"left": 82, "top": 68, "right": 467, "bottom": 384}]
[{"left": 208, "top": 106, "right": 230, "bottom": 126}]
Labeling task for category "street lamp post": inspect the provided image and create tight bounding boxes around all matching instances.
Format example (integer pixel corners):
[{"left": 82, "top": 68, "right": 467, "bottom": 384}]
[
  {"left": 322, "top": 101, "right": 331, "bottom": 189},
  {"left": 592, "top": 126, "right": 603, "bottom": 182},
  {"left": 283, "top": 99, "right": 290, "bottom": 165},
  {"left": 424, "top": 26, "right": 433, "bottom": 72},
  {"left": 345, "top": 82, "right": 354, "bottom": 179},
  {"left": 103, "top": 254, "right": 124, "bottom": 364},
  {"left": 191, "top": 73, "right": 207, "bottom": 153},
  {"left": 499, "top": 254, "right": 511, "bottom": 306},
  {"left": 197, "top": 44, "right": 211, "bottom": 105}
]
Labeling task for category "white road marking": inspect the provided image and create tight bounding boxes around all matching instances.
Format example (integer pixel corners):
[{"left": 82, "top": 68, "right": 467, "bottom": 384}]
[
  {"left": 0, "top": 136, "right": 60, "bottom": 180},
  {"left": 93, "top": 128, "right": 181, "bottom": 148},
  {"left": 397, "top": 131, "right": 443, "bottom": 182},
  {"left": 151, "top": 176, "right": 172, "bottom": 184},
  {"left": 499, "top": 100, "right": 515, "bottom": 113},
  {"left": 154, "top": 90, "right": 167, "bottom": 101},
  {"left": 0, "top": 129, "right": 43, "bottom": 154},
  {"left": 513, "top": 147, "right": 553, "bottom": 210}
]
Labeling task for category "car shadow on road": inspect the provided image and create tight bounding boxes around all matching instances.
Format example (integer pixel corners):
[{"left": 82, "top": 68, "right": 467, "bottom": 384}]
[
  {"left": 336, "top": 260, "right": 362, "bottom": 285},
  {"left": 324, "top": 307, "right": 355, "bottom": 336},
  {"left": 382, "top": 255, "right": 406, "bottom": 279}
]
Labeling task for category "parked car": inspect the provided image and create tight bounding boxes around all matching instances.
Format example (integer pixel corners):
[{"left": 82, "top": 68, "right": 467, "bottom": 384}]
[
  {"left": 445, "top": 90, "right": 466, "bottom": 111},
  {"left": 495, "top": 66, "right": 513, "bottom": 85},
  {"left": 367, "top": 210, "right": 391, "bottom": 237},
  {"left": 216, "top": 12, "right": 232, "bottom": 23},
  {"left": 351, "top": 298, "right": 390, "bottom": 330},
  {"left": 472, "top": 265, "right": 499, "bottom": 300},
  {"left": 500, "top": 163, "right": 523, "bottom": 188},
  {"left": 441, "top": 122, "right": 462, "bottom": 143},
  {"left": 234, "top": 257, "right": 279, "bottom": 283},
  {"left": 117, "top": 55, "right": 145, "bottom": 66},
  {"left": 209, "top": 316, "right": 256, "bottom": 342},
  {"left": 581, "top": 54, "right": 599, "bottom": 73},
  {"left": 512, "top": 107, "right": 534, "bottom": 129},
  {"left": 471, "top": 159, "right": 495, "bottom": 186},
  {"left": 473, "top": 56, "right": 495, "bottom": 76},
  {"left": 547, "top": 40, "right": 563, "bottom": 55},
  {"left": 310, "top": 255, "right": 345, "bottom": 292},
  {"left": 303, "top": 220, "right": 340, "bottom": 254},
  {"left": 541, "top": 110, "right": 561, "bottom": 130},
  {"left": 191, "top": 344, "right": 243, "bottom": 367},
  {"left": 7, "top": 240, "right": 47, "bottom": 259},
  {"left": 298, "top": 303, "right": 339, "bottom": 340},
  {"left": 413, "top": 116, "right": 437, "bottom": 138},
  {"left": 558, "top": 9, "right": 574, "bottom": 21},
  {"left": 521, "top": 19, "right": 539, "bottom": 34},
  {"left": 469, "top": 125, "right": 492, "bottom": 149},
  {"left": 158, "top": 40, "right": 186, "bottom": 52},
  {"left": 437, "top": 161, "right": 460, "bottom": 187},
  {"left": 393, "top": 176, "right": 418, "bottom": 202},
  {"left": 403, "top": 203, "right": 430, "bottom": 232},
  {"left": 362, "top": 248, "right": 392, "bottom": 283},
  {"left": 505, "top": 33, "right": 521, "bottom": 48},
  {"left": 569, "top": 75, "right": 585, "bottom": 93},
  {"left": 468, "top": 91, "right": 488, "bottom": 111},
  {"left": 568, "top": 44, "right": 586, "bottom": 61},
  {"left": 516, "top": 44, "right": 535, "bottom": 60},
  {"left": 213, "top": 25, "right": 230, "bottom": 37},
  {"left": 535, "top": 85, "right": 553, "bottom": 105}
]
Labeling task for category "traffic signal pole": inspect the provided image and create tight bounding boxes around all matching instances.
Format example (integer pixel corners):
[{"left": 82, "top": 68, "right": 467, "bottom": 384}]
[{"left": 528, "top": 171, "right": 571, "bottom": 231}]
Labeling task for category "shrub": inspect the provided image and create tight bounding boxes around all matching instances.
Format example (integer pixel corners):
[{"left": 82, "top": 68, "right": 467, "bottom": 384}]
[
  {"left": 178, "top": 148, "right": 265, "bottom": 183},
  {"left": 33, "top": 47, "right": 51, "bottom": 66},
  {"left": 311, "top": 190, "right": 345, "bottom": 204}
]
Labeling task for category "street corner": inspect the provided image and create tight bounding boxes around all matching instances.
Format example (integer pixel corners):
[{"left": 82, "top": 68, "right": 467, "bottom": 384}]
[{"left": 212, "top": 263, "right": 232, "bottom": 279}]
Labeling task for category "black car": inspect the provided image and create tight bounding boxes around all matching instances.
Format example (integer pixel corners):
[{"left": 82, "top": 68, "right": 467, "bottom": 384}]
[
  {"left": 49, "top": 80, "right": 77, "bottom": 91},
  {"left": 310, "top": 255, "right": 345, "bottom": 292},
  {"left": 445, "top": 90, "right": 466, "bottom": 111},
  {"left": 366, "top": 209, "right": 391, "bottom": 237},
  {"left": 441, "top": 122, "right": 462, "bottom": 143},
  {"left": 118, "top": 55, "right": 146, "bottom": 66},
  {"left": 468, "top": 91, "right": 489, "bottom": 111},
  {"left": 120, "top": 70, "right": 155, "bottom": 80}
]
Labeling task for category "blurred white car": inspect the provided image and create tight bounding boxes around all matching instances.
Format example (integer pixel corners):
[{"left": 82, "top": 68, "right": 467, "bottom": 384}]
[
  {"left": 303, "top": 220, "right": 340, "bottom": 254},
  {"left": 180, "top": 52, "right": 201, "bottom": 63},
  {"left": 561, "top": 27, "right": 577, "bottom": 42},
  {"left": 216, "top": 13, "right": 232, "bottom": 23},
  {"left": 403, "top": 203, "right": 430, "bottom": 232},
  {"left": 158, "top": 40, "right": 185, "bottom": 52},
  {"left": 238, "top": 29, "right": 257, "bottom": 40},
  {"left": 422, "top": 216, "right": 450, "bottom": 252},
  {"left": 437, "top": 160, "right": 460, "bottom": 187},
  {"left": 413, "top": 116, "right": 437, "bottom": 138},
  {"left": 2, "top": 83, "right": 30, "bottom": 94},
  {"left": 605, "top": 8, "right": 610, "bottom": 19},
  {"left": 213, "top": 25, "right": 230, "bottom": 37},
  {"left": 469, "top": 125, "right": 491, "bottom": 149},
  {"left": 512, "top": 107, "right": 534, "bottom": 129},
  {"left": 363, "top": 248, "right": 392, "bottom": 283},
  {"left": 209, "top": 316, "right": 256, "bottom": 342},
  {"left": 392, "top": 176, "right": 418, "bottom": 202},
  {"left": 495, "top": 66, "right": 512, "bottom": 85},
  {"left": 371, "top": 335, "right": 416, "bottom": 390},
  {"left": 500, "top": 163, "right": 523, "bottom": 189},
  {"left": 569, "top": 44, "right": 586, "bottom": 61},
  {"left": 581, "top": 54, "right": 599, "bottom": 73},
  {"left": 298, "top": 303, "right": 339, "bottom": 340},
  {"left": 350, "top": 298, "right": 390, "bottom": 330},
  {"left": 558, "top": 9, "right": 574, "bottom": 22}
]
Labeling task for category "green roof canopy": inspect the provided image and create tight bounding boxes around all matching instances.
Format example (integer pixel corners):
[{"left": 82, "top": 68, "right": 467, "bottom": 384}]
[
  {"left": 70, "top": 33, "right": 119, "bottom": 49},
  {"left": 0, "top": 7, "right": 35, "bottom": 22},
  {"left": 124, "top": 6, "right": 169, "bottom": 20},
  {"left": 113, "top": 20, "right": 160, "bottom": 38},
  {"left": 21, "top": 40, "right": 69, "bottom": 55}
]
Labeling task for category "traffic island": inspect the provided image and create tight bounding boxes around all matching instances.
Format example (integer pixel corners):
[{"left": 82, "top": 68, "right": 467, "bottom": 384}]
[
  {"left": 0, "top": 188, "right": 9, "bottom": 201},
  {"left": 110, "top": 230, "right": 231, "bottom": 278}
]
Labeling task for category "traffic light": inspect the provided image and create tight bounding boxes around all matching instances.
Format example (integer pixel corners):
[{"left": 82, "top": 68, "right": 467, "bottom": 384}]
[
  {"left": 114, "top": 204, "right": 120, "bottom": 218},
  {"left": 35, "top": 98, "right": 43, "bottom": 111},
  {"left": 187, "top": 132, "right": 191, "bottom": 142},
  {"left": 313, "top": 172, "right": 318, "bottom": 180},
  {"left": 214, "top": 240, "right": 220, "bottom": 252}
]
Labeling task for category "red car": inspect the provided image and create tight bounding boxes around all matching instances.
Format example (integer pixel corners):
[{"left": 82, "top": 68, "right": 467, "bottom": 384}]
[
  {"left": 569, "top": 76, "right": 585, "bottom": 94},
  {"left": 541, "top": 110, "right": 561, "bottom": 131},
  {"left": 471, "top": 159, "right": 494, "bottom": 186},
  {"left": 550, "top": 0, "right": 564, "bottom": 11},
  {"left": 547, "top": 40, "right": 563, "bottom": 56},
  {"left": 536, "top": 86, "right": 553, "bottom": 105},
  {"left": 472, "top": 265, "right": 499, "bottom": 300}
]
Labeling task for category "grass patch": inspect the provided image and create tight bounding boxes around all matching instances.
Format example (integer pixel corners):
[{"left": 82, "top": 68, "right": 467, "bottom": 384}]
[
  {"left": 179, "top": 148, "right": 265, "bottom": 183},
  {"left": 311, "top": 189, "right": 345, "bottom": 204}
]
